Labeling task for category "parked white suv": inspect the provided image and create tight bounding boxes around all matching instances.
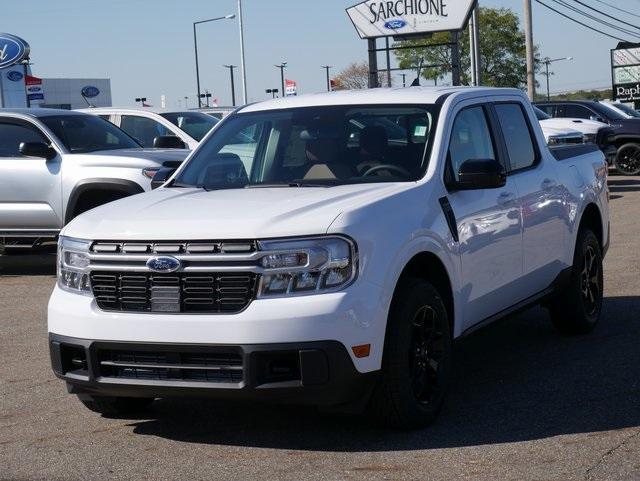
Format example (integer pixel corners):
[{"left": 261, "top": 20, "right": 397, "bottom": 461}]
[
  {"left": 80, "top": 107, "right": 218, "bottom": 150},
  {"left": 49, "top": 88, "right": 609, "bottom": 428},
  {"left": 0, "top": 109, "right": 188, "bottom": 251}
]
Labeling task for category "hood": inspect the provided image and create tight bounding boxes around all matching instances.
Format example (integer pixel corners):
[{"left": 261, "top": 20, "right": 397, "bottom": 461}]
[
  {"left": 540, "top": 118, "right": 606, "bottom": 135},
  {"left": 63, "top": 182, "right": 410, "bottom": 240},
  {"left": 86, "top": 148, "right": 190, "bottom": 164},
  {"left": 613, "top": 118, "right": 640, "bottom": 131}
]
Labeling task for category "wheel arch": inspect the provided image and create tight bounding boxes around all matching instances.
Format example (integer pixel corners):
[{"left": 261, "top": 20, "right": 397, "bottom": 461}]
[
  {"left": 577, "top": 202, "right": 604, "bottom": 250},
  {"left": 65, "top": 178, "right": 144, "bottom": 224},
  {"left": 394, "top": 251, "right": 455, "bottom": 337}
]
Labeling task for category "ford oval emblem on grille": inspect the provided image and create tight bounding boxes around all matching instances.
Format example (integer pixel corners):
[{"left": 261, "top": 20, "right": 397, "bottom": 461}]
[{"left": 146, "top": 256, "right": 181, "bottom": 273}]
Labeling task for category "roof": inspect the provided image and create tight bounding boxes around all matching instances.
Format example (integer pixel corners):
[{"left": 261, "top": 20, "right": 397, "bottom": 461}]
[
  {"left": 535, "top": 100, "right": 599, "bottom": 105},
  {"left": 0, "top": 108, "right": 87, "bottom": 118},
  {"left": 78, "top": 107, "right": 195, "bottom": 115},
  {"left": 240, "top": 86, "right": 524, "bottom": 113}
]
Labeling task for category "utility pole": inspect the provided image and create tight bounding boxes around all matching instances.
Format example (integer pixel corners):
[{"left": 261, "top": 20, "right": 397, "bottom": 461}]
[
  {"left": 524, "top": 0, "right": 536, "bottom": 100},
  {"left": 472, "top": 7, "right": 481, "bottom": 85},
  {"left": 469, "top": 12, "right": 477, "bottom": 86},
  {"left": 238, "top": 0, "right": 248, "bottom": 104},
  {"left": 275, "top": 62, "right": 287, "bottom": 97},
  {"left": 224, "top": 64, "right": 237, "bottom": 106},
  {"left": 321, "top": 66, "right": 332, "bottom": 91}
]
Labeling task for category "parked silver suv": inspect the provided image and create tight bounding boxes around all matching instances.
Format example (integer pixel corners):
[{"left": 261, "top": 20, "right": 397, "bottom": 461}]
[{"left": 0, "top": 109, "right": 189, "bottom": 252}]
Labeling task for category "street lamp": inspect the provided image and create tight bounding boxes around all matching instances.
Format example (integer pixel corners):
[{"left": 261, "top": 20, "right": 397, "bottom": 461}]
[
  {"left": 542, "top": 56, "right": 573, "bottom": 101},
  {"left": 135, "top": 97, "right": 147, "bottom": 107},
  {"left": 193, "top": 13, "right": 235, "bottom": 108},
  {"left": 223, "top": 65, "right": 237, "bottom": 106},
  {"left": 275, "top": 62, "right": 287, "bottom": 97},
  {"left": 199, "top": 90, "right": 213, "bottom": 107},
  {"left": 265, "top": 88, "right": 279, "bottom": 99},
  {"left": 321, "top": 66, "right": 332, "bottom": 92}
]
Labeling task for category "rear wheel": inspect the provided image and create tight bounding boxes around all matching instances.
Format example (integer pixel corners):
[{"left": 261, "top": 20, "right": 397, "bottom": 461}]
[
  {"left": 368, "top": 278, "right": 452, "bottom": 429},
  {"left": 548, "top": 229, "right": 603, "bottom": 335},
  {"left": 614, "top": 143, "right": 640, "bottom": 175},
  {"left": 79, "top": 396, "right": 155, "bottom": 417}
]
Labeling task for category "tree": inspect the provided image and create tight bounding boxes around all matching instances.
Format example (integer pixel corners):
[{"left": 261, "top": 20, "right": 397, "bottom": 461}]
[
  {"left": 332, "top": 61, "right": 389, "bottom": 90},
  {"left": 394, "top": 7, "right": 540, "bottom": 88}
]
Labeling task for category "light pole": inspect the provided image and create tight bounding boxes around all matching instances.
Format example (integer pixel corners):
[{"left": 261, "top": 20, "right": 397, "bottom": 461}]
[
  {"left": 193, "top": 14, "right": 235, "bottom": 108},
  {"left": 224, "top": 65, "right": 237, "bottom": 106},
  {"left": 238, "top": 0, "right": 248, "bottom": 105},
  {"left": 321, "top": 66, "right": 332, "bottom": 92},
  {"left": 542, "top": 56, "right": 573, "bottom": 101},
  {"left": 266, "top": 88, "right": 279, "bottom": 99},
  {"left": 135, "top": 97, "right": 147, "bottom": 107},
  {"left": 275, "top": 62, "right": 287, "bottom": 97}
]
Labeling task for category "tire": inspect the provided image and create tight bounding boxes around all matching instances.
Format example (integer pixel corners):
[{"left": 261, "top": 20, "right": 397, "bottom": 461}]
[
  {"left": 368, "top": 278, "right": 452, "bottom": 429},
  {"left": 79, "top": 396, "right": 155, "bottom": 417},
  {"left": 549, "top": 229, "right": 603, "bottom": 335},
  {"left": 614, "top": 143, "right": 640, "bottom": 175}
]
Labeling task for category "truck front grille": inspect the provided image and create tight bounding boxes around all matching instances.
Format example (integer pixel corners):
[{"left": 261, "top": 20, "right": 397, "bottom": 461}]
[
  {"left": 97, "top": 348, "right": 243, "bottom": 383},
  {"left": 90, "top": 272, "right": 258, "bottom": 313}
]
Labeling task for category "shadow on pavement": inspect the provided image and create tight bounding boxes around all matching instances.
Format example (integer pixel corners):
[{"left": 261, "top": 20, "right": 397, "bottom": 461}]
[
  {"left": 129, "top": 296, "right": 640, "bottom": 451},
  {"left": 608, "top": 178, "right": 640, "bottom": 193},
  {"left": 0, "top": 252, "right": 56, "bottom": 276}
]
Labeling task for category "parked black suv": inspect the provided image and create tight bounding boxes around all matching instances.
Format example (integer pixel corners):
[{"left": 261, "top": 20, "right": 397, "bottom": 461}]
[{"left": 536, "top": 100, "right": 640, "bottom": 175}]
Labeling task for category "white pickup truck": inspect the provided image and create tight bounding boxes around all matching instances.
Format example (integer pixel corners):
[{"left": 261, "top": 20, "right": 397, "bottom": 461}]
[{"left": 48, "top": 87, "right": 610, "bottom": 428}]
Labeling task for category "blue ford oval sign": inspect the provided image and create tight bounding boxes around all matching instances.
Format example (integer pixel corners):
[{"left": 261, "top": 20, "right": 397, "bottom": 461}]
[
  {"left": 146, "top": 256, "right": 181, "bottom": 273},
  {"left": 81, "top": 86, "right": 100, "bottom": 98},
  {"left": 6, "top": 70, "right": 23, "bottom": 82},
  {"left": 0, "top": 33, "right": 30, "bottom": 69},
  {"left": 384, "top": 19, "right": 407, "bottom": 30}
]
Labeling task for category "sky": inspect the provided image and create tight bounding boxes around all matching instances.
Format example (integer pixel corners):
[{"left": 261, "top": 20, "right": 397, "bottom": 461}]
[{"left": 2, "top": 0, "right": 635, "bottom": 107}]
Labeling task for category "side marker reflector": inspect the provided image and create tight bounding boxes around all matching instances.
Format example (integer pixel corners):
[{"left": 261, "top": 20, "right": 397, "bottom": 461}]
[{"left": 352, "top": 344, "right": 371, "bottom": 358}]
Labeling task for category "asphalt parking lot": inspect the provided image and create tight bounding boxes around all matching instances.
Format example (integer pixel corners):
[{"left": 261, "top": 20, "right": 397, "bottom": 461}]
[{"left": 1, "top": 175, "right": 639, "bottom": 481}]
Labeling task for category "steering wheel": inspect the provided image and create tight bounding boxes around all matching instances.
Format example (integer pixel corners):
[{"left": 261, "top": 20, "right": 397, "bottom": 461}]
[{"left": 363, "top": 164, "right": 412, "bottom": 178}]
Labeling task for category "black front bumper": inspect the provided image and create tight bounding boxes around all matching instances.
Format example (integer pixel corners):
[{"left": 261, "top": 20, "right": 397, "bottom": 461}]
[{"left": 49, "top": 334, "right": 377, "bottom": 407}]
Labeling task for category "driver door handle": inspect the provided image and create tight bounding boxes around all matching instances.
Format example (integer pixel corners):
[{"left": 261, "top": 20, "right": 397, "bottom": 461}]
[{"left": 497, "top": 191, "right": 516, "bottom": 206}]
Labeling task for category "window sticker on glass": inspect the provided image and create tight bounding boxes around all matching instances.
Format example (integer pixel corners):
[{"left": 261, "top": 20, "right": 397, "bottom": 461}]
[{"left": 414, "top": 125, "right": 428, "bottom": 137}]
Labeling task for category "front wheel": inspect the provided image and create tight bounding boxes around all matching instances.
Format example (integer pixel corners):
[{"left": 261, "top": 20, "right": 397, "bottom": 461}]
[
  {"left": 548, "top": 229, "right": 603, "bottom": 335},
  {"left": 79, "top": 396, "right": 155, "bottom": 417},
  {"left": 614, "top": 143, "right": 640, "bottom": 175},
  {"left": 368, "top": 278, "right": 452, "bottom": 429}
]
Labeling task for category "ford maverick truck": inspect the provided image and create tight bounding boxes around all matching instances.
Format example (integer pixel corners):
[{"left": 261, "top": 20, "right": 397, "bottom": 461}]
[{"left": 48, "top": 87, "right": 609, "bottom": 428}]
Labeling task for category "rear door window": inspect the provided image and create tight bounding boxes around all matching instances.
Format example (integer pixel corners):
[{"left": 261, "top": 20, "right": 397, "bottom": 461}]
[{"left": 494, "top": 103, "right": 537, "bottom": 172}]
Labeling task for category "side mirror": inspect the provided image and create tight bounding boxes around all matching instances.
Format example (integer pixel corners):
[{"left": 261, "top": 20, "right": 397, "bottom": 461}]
[
  {"left": 19, "top": 142, "right": 56, "bottom": 160},
  {"left": 151, "top": 167, "right": 177, "bottom": 190},
  {"left": 150, "top": 161, "right": 182, "bottom": 190},
  {"left": 590, "top": 115, "right": 605, "bottom": 123},
  {"left": 452, "top": 159, "right": 507, "bottom": 190},
  {"left": 153, "top": 135, "right": 186, "bottom": 149}
]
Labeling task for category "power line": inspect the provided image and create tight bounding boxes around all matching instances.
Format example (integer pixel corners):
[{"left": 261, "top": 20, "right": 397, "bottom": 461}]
[
  {"left": 570, "top": 0, "right": 640, "bottom": 32},
  {"left": 534, "top": 0, "right": 629, "bottom": 42},
  {"left": 549, "top": 0, "right": 640, "bottom": 39},
  {"left": 591, "top": 0, "right": 640, "bottom": 20}
]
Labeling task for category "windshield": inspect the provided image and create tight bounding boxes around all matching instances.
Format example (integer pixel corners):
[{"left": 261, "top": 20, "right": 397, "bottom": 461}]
[
  {"left": 592, "top": 102, "right": 626, "bottom": 121},
  {"left": 533, "top": 106, "right": 551, "bottom": 120},
  {"left": 41, "top": 114, "right": 141, "bottom": 153},
  {"left": 160, "top": 112, "right": 218, "bottom": 141},
  {"left": 173, "top": 104, "right": 439, "bottom": 190},
  {"left": 612, "top": 102, "right": 640, "bottom": 118}
]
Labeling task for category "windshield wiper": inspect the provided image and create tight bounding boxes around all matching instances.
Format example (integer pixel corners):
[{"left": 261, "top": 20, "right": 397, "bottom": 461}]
[{"left": 245, "top": 182, "right": 331, "bottom": 189}]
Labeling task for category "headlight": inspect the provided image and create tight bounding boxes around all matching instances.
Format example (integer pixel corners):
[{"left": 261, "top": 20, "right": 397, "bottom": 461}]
[
  {"left": 257, "top": 236, "right": 357, "bottom": 297},
  {"left": 57, "top": 236, "right": 92, "bottom": 295},
  {"left": 583, "top": 133, "right": 597, "bottom": 144},
  {"left": 547, "top": 136, "right": 560, "bottom": 145}
]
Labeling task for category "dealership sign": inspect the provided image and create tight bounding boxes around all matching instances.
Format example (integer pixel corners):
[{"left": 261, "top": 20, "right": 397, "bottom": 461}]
[
  {"left": 0, "top": 33, "right": 30, "bottom": 69},
  {"left": 25, "top": 75, "right": 44, "bottom": 101},
  {"left": 346, "top": 0, "right": 476, "bottom": 39},
  {"left": 612, "top": 43, "right": 640, "bottom": 103}
]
